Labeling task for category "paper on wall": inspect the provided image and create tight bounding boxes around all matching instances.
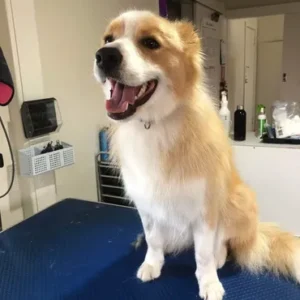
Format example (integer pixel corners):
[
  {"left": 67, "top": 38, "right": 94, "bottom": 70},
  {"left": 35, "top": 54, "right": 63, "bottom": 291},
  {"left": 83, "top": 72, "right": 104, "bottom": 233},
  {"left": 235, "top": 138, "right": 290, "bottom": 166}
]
[{"left": 201, "top": 18, "right": 221, "bottom": 100}]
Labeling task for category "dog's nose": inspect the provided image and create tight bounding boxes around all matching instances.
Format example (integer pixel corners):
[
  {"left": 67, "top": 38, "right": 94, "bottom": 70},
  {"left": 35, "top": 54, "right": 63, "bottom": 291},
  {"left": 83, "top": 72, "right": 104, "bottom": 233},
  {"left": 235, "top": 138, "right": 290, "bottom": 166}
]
[{"left": 95, "top": 47, "right": 123, "bottom": 74}]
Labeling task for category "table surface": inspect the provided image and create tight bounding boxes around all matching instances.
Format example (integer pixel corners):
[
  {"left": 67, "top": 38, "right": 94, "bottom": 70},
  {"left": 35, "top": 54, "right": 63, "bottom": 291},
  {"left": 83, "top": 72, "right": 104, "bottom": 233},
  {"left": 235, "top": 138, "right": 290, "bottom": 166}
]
[
  {"left": 231, "top": 132, "right": 300, "bottom": 149},
  {"left": 0, "top": 199, "right": 299, "bottom": 300}
]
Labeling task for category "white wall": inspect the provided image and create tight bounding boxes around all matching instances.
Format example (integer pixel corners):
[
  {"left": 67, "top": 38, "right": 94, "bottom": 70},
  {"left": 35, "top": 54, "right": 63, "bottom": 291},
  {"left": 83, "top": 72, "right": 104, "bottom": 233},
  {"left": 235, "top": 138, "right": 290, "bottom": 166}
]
[
  {"left": 0, "top": 0, "right": 11, "bottom": 165},
  {"left": 256, "top": 15, "right": 284, "bottom": 119},
  {"left": 257, "top": 14, "right": 284, "bottom": 40},
  {"left": 3, "top": 0, "right": 56, "bottom": 219},
  {"left": 0, "top": 0, "right": 24, "bottom": 229},
  {"left": 33, "top": 0, "right": 159, "bottom": 202}
]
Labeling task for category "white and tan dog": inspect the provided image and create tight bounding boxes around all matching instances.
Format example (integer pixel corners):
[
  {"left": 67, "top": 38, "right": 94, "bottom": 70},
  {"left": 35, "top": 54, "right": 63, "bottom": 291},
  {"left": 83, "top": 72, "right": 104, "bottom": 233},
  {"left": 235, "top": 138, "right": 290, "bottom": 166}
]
[{"left": 94, "top": 10, "right": 300, "bottom": 300}]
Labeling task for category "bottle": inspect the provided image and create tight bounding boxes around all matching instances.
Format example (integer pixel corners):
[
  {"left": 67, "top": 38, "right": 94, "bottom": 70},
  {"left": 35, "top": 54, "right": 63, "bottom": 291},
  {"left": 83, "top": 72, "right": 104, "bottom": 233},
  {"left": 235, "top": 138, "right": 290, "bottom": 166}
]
[
  {"left": 54, "top": 140, "right": 64, "bottom": 151},
  {"left": 219, "top": 81, "right": 228, "bottom": 101},
  {"left": 44, "top": 142, "right": 54, "bottom": 153},
  {"left": 256, "top": 107, "right": 267, "bottom": 138},
  {"left": 234, "top": 105, "right": 247, "bottom": 141},
  {"left": 99, "top": 127, "right": 110, "bottom": 162},
  {"left": 219, "top": 91, "right": 231, "bottom": 135},
  {"left": 256, "top": 104, "right": 264, "bottom": 116}
]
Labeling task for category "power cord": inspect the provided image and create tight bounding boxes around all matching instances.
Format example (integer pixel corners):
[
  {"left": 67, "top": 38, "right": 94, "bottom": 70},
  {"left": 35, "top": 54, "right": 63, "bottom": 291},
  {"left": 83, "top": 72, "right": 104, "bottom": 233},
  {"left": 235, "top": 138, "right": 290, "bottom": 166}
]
[{"left": 0, "top": 115, "right": 15, "bottom": 198}]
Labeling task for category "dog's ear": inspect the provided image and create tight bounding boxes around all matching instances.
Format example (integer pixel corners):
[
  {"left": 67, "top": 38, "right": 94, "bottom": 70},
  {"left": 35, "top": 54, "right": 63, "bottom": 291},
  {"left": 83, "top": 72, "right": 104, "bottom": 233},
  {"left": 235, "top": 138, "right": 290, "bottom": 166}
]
[
  {"left": 174, "top": 20, "right": 202, "bottom": 78},
  {"left": 175, "top": 20, "right": 200, "bottom": 48}
]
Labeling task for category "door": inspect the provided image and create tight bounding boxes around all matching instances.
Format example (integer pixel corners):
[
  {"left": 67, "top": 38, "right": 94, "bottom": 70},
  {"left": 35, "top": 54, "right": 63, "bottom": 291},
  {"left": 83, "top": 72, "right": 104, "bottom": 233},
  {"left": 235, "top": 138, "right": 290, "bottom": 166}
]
[
  {"left": 244, "top": 25, "right": 256, "bottom": 131},
  {"left": 281, "top": 13, "right": 300, "bottom": 102},
  {"left": 256, "top": 41, "right": 283, "bottom": 121}
]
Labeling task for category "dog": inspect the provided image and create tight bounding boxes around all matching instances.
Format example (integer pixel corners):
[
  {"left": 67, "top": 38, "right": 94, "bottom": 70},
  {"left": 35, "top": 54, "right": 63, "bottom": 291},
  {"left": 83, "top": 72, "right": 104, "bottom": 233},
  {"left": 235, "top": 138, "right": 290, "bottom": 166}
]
[{"left": 94, "top": 10, "right": 300, "bottom": 300}]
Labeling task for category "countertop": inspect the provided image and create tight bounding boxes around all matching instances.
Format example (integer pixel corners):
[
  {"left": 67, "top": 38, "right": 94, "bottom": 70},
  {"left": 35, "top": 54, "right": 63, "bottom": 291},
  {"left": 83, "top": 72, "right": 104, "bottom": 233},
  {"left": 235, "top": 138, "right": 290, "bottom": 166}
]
[{"left": 231, "top": 132, "right": 300, "bottom": 149}]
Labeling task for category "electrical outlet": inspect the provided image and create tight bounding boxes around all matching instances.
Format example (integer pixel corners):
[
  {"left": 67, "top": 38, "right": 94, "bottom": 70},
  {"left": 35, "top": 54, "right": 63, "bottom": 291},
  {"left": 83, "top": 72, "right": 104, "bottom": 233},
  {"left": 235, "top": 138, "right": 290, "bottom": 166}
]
[{"left": 0, "top": 153, "right": 3, "bottom": 168}]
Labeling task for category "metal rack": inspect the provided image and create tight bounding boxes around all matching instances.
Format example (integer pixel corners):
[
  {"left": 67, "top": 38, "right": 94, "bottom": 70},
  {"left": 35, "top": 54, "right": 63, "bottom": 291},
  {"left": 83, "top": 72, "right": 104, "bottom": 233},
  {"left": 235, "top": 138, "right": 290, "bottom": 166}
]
[{"left": 95, "top": 152, "right": 133, "bottom": 207}]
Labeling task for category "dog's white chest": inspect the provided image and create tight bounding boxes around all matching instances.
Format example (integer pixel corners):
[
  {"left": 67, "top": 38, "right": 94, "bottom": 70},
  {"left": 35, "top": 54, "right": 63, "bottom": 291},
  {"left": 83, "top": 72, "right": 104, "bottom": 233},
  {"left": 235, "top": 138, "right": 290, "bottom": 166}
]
[{"left": 115, "top": 123, "right": 206, "bottom": 227}]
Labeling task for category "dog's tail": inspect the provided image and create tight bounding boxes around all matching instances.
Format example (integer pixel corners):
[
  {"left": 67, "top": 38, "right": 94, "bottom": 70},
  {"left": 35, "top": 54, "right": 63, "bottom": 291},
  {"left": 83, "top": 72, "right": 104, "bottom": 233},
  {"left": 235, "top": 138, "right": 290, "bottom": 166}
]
[{"left": 230, "top": 222, "right": 300, "bottom": 282}]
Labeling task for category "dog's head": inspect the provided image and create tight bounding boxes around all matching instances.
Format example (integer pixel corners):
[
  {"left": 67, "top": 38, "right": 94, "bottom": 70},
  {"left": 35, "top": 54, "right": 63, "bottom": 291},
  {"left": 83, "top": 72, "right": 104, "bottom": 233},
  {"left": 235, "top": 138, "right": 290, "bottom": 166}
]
[{"left": 94, "top": 10, "right": 201, "bottom": 123}]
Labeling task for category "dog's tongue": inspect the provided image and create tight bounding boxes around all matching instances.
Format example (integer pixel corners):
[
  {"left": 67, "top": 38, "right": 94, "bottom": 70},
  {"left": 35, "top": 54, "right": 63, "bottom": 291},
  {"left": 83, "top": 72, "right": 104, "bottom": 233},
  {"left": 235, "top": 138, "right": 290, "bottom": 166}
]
[{"left": 106, "top": 82, "right": 138, "bottom": 113}]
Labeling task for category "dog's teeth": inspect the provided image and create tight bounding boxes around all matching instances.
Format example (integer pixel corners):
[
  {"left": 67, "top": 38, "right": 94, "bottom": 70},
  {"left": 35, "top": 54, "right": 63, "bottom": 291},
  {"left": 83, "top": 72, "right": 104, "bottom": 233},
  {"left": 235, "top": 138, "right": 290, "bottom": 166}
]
[
  {"left": 137, "top": 84, "right": 147, "bottom": 98},
  {"left": 140, "top": 86, "right": 146, "bottom": 95}
]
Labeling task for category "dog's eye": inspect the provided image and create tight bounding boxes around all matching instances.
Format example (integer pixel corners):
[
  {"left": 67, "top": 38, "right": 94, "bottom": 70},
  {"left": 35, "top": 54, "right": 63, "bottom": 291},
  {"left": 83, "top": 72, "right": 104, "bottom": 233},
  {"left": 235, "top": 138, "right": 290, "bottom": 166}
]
[
  {"left": 141, "top": 37, "right": 160, "bottom": 50},
  {"left": 104, "top": 35, "right": 114, "bottom": 44}
]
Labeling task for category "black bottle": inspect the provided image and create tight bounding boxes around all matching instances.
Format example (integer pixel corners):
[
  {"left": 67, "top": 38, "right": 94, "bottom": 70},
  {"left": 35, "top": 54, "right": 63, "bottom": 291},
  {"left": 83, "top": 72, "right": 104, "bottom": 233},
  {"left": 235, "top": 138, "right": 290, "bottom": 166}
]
[
  {"left": 234, "top": 105, "right": 247, "bottom": 141},
  {"left": 54, "top": 140, "right": 63, "bottom": 151}
]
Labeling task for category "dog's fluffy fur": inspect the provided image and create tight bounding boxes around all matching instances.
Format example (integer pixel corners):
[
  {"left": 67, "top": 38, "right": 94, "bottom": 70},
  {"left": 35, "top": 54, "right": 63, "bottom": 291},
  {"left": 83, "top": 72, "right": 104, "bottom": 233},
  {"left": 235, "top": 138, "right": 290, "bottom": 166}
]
[{"left": 94, "top": 11, "right": 300, "bottom": 300}]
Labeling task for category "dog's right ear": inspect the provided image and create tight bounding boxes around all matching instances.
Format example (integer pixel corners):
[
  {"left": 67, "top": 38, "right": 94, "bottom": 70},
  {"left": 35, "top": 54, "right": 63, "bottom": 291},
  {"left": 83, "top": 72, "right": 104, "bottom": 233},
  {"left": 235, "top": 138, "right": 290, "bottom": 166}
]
[{"left": 175, "top": 20, "right": 200, "bottom": 52}]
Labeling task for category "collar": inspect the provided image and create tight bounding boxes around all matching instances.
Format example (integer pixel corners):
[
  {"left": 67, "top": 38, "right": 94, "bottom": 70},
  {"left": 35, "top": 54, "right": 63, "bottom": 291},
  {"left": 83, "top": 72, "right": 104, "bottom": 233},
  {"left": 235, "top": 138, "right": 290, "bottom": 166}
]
[{"left": 139, "top": 119, "right": 152, "bottom": 130}]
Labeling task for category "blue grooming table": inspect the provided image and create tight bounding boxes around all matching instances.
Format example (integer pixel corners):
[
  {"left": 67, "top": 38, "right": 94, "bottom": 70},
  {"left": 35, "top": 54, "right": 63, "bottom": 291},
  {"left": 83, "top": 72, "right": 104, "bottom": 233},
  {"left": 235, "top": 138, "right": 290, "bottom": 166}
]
[{"left": 0, "top": 199, "right": 299, "bottom": 300}]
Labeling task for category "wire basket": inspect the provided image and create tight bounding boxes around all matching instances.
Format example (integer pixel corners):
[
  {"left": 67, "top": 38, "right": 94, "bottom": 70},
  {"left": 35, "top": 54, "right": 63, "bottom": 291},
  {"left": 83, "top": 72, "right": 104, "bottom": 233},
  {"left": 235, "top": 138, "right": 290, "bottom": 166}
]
[{"left": 18, "top": 142, "right": 75, "bottom": 176}]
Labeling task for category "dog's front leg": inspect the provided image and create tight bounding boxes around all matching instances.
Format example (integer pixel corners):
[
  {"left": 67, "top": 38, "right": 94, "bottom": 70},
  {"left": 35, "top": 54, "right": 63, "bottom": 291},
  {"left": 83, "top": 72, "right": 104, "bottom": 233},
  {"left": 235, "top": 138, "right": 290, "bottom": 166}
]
[
  {"left": 193, "top": 220, "right": 225, "bottom": 300},
  {"left": 137, "top": 213, "right": 165, "bottom": 282}
]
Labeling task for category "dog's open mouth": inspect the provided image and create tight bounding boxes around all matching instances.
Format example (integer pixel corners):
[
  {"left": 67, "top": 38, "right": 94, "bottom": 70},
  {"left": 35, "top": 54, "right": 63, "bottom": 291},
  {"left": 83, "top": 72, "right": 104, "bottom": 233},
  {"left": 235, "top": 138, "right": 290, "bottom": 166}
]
[{"left": 106, "top": 79, "right": 158, "bottom": 120}]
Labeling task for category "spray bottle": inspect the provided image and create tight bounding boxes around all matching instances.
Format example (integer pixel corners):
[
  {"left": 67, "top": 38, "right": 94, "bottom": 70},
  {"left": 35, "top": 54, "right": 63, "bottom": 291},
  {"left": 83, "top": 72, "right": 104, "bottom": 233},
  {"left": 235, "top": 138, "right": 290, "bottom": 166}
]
[
  {"left": 256, "top": 106, "right": 267, "bottom": 138},
  {"left": 219, "top": 91, "right": 231, "bottom": 135}
]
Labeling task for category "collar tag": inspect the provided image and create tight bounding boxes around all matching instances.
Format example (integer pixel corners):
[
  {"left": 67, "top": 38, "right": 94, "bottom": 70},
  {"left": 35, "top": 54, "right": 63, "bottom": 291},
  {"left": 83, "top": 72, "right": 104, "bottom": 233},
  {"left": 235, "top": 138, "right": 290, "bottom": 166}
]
[{"left": 144, "top": 122, "right": 151, "bottom": 130}]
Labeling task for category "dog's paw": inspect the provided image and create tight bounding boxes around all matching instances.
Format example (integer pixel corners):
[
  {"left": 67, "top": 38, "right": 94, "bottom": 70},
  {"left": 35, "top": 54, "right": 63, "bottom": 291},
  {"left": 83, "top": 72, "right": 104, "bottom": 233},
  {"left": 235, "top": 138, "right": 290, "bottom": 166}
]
[
  {"left": 200, "top": 279, "right": 225, "bottom": 300},
  {"left": 137, "top": 262, "right": 161, "bottom": 282},
  {"left": 215, "top": 245, "right": 227, "bottom": 269}
]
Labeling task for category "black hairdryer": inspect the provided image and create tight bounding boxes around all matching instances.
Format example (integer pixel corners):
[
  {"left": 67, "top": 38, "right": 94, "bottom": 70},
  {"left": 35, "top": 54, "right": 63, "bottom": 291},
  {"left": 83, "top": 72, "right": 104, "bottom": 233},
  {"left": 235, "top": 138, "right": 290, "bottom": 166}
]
[{"left": 0, "top": 47, "right": 14, "bottom": 106}]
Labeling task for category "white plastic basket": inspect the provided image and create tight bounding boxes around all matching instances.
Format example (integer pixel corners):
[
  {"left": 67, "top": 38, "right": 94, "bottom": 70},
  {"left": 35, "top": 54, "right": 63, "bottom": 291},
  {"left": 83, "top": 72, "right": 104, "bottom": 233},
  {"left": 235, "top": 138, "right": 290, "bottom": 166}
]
[{"left": 18, "top": 142, "right": 75, "bottom": 176}]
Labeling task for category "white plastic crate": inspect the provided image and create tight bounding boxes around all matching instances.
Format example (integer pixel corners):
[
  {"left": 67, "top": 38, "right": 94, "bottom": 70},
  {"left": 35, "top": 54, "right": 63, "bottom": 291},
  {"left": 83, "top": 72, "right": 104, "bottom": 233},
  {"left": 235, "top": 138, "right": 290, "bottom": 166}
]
[{"left": 18, "top": 142, "right": 75, "bottom": 176}]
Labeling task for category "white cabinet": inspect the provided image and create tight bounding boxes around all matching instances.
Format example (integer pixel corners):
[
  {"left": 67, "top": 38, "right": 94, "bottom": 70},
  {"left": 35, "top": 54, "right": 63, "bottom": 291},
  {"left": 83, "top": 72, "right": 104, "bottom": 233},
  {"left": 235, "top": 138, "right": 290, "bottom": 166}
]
[{"left": 233, "top": 140, "right": 300, "bottom": 235}]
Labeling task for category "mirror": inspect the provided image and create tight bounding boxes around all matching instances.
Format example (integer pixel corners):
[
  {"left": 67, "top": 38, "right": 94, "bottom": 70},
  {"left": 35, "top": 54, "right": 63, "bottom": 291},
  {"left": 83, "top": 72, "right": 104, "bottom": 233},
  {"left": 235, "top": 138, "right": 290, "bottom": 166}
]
[
  {"left": 227, "top": 14, "right": 291, "bottom": 131},
  {"left": 168, "top": 1, "right": 300, "bottom": 133}
]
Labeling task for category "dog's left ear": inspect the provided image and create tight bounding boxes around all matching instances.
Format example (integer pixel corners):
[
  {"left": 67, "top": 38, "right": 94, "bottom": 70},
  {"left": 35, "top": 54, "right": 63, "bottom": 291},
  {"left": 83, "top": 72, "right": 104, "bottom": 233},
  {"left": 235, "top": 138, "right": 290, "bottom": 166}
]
[{"left": 175, "top": 21, "right": 199, "bottom": 48}]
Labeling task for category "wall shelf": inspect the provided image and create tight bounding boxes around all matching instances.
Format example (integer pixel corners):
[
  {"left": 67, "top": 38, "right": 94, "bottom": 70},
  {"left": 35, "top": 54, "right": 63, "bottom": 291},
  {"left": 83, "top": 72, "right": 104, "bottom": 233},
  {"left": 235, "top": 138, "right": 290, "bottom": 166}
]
[{"left": 19, "top": 141, "right": 75, "bottom": 176}]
